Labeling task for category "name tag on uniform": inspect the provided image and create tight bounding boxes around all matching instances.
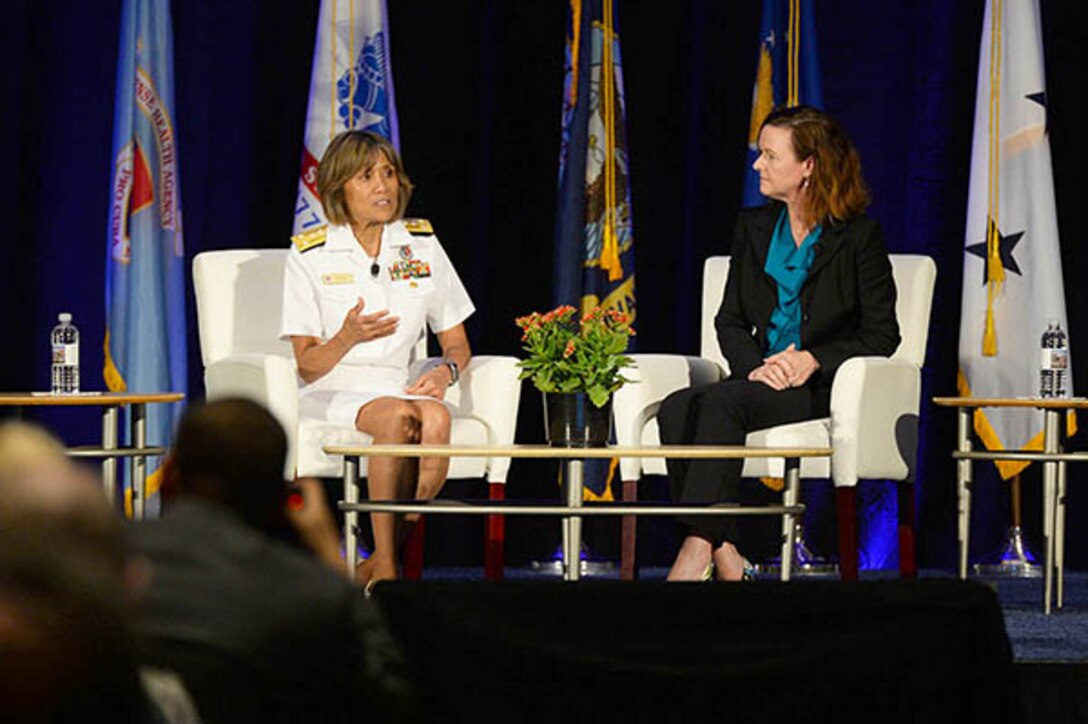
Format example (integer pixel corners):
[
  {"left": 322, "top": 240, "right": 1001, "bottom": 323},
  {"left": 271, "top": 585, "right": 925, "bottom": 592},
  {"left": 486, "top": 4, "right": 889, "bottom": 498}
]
[{"left": 322, "top": 273, "right": 354, "bottom": 285}]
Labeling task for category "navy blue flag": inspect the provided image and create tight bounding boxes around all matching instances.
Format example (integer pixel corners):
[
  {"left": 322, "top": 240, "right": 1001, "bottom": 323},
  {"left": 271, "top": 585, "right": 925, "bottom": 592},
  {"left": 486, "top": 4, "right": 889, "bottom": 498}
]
[
  {"left": 741, "top": 0, "right": 824, "bottom": 208},
  {"left": 553, "top": 0, "right": 636, "bottom": 501}
]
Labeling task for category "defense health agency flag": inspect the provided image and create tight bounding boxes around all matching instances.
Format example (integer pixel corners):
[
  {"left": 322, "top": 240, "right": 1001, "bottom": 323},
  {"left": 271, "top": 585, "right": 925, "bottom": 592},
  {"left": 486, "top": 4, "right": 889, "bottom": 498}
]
[
  {"left": 104, "top": 0, "right": 187, "bottom": 517},
  {"left": 958, "top": 0, "right": 1074, "bottom": 478},
  {"left": 741, "top": 0, "right": 823, "bottom": 208},
  {"left": 294, "top": 0, "right": 400, "bottom": 235},
  {"left": 554, "top": 0, "right": 636, "bottom": 501}
]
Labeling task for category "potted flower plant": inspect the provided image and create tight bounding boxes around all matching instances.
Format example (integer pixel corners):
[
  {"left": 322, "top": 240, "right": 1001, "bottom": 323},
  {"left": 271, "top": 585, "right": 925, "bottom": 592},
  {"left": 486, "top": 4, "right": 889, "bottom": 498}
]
[{"left": 515, "top": 304, "right": 635, "bottom": 446}]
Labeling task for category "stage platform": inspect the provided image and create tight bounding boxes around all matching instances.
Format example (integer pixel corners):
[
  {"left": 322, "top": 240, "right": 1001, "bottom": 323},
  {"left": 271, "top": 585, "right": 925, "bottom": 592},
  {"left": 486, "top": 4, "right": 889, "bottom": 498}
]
[{"left": 371, "top": 567, "right": 1088, "bottom": 723}]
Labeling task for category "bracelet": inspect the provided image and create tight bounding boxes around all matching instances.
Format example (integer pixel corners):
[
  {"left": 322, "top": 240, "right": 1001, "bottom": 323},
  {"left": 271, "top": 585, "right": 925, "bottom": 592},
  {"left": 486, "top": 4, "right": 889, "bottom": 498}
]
[{"left": 443, "top": 359, "right": 460, "bottom": 386}]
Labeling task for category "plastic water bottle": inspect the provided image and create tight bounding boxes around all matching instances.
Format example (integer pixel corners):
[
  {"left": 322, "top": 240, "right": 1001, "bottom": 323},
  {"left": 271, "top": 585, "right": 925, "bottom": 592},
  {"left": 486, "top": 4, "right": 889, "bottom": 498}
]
[
  {"left": 50, "top": 312, "right": 80, "bottom": 394},
  {"left": 1039, "top": 318, "right": 1069, "bottom": 398}
]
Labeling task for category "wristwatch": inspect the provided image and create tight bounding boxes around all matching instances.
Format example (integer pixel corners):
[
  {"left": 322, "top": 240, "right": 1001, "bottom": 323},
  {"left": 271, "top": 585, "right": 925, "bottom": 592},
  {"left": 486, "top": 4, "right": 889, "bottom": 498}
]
[{"left": 443, "top": 359, "right": 460, "bottom": 386}]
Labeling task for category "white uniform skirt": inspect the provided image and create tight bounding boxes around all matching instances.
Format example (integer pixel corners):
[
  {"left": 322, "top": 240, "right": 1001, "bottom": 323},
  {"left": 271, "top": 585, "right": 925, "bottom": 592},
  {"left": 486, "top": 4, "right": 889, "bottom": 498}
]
[{"left": 298, "top": 362, "right": 447, "bottom": 428}]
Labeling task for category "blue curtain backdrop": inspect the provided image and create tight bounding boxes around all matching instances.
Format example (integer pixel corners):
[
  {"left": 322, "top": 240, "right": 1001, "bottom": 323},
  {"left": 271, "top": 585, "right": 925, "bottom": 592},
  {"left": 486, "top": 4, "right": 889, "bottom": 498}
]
[{"left": 3, "top": 0, "right": 1088, "bottom": 570}]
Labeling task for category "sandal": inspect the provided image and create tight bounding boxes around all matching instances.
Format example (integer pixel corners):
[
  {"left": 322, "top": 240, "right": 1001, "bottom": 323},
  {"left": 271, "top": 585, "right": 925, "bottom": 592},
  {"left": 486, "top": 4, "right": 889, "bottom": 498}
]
[
  {"left": 741, "top": 558, "right": 756, "bottom": 582},
  {"left": 700, "top": 561, "right": 715, "bottom": 582}
]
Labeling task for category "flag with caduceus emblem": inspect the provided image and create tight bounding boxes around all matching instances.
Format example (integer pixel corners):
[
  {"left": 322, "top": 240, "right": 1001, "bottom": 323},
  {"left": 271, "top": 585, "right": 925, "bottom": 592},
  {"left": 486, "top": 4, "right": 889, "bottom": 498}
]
[
  {"left": 294, "top": 0, "right": 400, "bottom": 235},
  {"left": 958, "top": 0, "right": 1074, "bottom": 478}
]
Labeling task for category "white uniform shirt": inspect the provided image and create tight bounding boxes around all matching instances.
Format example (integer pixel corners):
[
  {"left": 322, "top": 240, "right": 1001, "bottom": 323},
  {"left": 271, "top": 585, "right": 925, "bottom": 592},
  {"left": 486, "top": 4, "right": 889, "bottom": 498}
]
[{"left": 279, "top": 220, "right": 475, "bottom": 425}]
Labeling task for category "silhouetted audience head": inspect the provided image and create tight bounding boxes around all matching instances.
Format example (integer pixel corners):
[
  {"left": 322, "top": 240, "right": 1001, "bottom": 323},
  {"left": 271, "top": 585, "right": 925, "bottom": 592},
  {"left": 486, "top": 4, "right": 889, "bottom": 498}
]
[
  {"left": 0, "top": 421, "right": 148, "bottom": 721},
  {"left": 164, "top": 398, "right": 294, "bottom": 538},
  {"left": 0, "top": 421, "right": 128, "bottom": 576}
]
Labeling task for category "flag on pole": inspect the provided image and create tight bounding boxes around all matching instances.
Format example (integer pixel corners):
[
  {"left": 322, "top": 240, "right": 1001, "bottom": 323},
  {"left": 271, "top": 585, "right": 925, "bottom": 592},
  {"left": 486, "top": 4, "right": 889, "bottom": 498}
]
[
  {"left": 294, "top": 0, "right": 400, "bottom": 235},
  {"left": 554, "top": 0, "right": 636, "bottom": 501},
  {"left": 741, "top": 0, "right": 824, "bottom": 208},
  {"left": 958, "top": 0, "right": 1074, "bottom": 478},
  {"left": 104, "top": 0, "right": 187, "bottom": 517}
]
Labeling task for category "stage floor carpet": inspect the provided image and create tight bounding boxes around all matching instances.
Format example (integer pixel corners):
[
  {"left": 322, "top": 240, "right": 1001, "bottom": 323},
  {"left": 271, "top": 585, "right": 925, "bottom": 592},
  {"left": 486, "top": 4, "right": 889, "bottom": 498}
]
[{"left": 397, "top": 565, "right": 1087, "bottom": 723}]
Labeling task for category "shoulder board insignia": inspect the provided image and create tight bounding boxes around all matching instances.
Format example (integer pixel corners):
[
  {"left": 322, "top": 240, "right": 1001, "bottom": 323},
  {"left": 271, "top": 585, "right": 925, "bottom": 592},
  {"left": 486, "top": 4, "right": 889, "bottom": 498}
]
[
  {"left": 403, "top": 218, "right": 434, "bottom": 236},
  {"left": 291, "top": 226, "right": 328, "bottom": 253}
]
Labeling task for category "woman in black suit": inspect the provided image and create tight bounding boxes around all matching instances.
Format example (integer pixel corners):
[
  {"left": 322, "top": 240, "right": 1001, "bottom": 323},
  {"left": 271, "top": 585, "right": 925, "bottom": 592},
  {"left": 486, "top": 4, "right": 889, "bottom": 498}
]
[{"left": 658, "top": 106, "right": 900, "bottom": 581}]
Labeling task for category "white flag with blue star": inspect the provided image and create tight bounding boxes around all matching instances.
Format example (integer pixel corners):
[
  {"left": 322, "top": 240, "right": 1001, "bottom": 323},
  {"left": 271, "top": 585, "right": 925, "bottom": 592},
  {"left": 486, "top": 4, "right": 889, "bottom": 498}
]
[
  {"left": 293, "top": 0, "right": 400, "bottom": 235},
  {"left": 958, "top": 0, "right": 1072, "bottom": 478}
]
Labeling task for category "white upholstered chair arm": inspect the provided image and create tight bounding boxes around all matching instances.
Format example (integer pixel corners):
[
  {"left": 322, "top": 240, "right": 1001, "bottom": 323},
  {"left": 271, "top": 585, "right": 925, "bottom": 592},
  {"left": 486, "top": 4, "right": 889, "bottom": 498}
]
[
  {"left": 204, "top": 353, "right": 301, "bottom": 476},
  {"left": 427, "top": 355, "right": 522, "bottom": 483},
  {"left": 612, "top": 353, "right": 726, "bottom": 480},
  {"left": 828, "top": 356, "right": 921, "bottom": 488}
]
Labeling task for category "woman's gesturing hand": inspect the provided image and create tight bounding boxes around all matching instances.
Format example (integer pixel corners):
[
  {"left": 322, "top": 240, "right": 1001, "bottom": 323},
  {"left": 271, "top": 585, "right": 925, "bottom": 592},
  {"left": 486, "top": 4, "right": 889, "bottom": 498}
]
[{"left": 340, "top": 297, "right": 399, "bottom": 345}]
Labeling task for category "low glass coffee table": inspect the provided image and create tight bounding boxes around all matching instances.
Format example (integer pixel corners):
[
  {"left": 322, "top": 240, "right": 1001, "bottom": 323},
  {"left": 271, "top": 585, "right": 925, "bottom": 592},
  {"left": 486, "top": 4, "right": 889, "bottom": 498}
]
[{"left": 325, "top": 443, "right": 831, "bottom": 582}]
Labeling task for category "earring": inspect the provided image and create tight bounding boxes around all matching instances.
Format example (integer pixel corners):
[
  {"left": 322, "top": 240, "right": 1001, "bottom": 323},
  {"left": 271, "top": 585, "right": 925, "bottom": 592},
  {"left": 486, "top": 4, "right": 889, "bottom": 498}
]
[{"left": 801, "top": 177, "right": 810, "bottom": 189}]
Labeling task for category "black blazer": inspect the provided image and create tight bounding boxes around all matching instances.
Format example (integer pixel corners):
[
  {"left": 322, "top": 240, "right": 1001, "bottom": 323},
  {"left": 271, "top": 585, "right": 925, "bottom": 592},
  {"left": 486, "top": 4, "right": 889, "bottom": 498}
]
[{"left": 714, "top": 202, "right": 901, "bottom": 391}]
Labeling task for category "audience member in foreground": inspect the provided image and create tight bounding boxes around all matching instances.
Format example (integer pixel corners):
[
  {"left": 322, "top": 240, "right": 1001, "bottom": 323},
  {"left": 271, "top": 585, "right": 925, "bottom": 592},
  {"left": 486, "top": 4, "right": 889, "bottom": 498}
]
[
  {"left": 130, "top": 398, "right": 416, "bottom": 722},
  {"left": 0, "top": 421, "right": 184, "bottom": 722}
]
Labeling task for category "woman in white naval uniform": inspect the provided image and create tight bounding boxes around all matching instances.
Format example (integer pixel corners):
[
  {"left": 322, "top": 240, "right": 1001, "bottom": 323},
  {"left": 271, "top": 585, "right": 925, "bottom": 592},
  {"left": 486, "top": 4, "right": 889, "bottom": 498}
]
[{"left": 280, "top": 130, "right": 474, "bottom": 589}]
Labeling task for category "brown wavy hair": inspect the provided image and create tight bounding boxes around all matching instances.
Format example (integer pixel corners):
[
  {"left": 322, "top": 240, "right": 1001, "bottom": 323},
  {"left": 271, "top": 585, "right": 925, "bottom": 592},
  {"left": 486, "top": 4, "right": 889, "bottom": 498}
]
[
  {"left": 317, "top": 130, "right": 414, "bottom": 225},
  {"left": 761, "top": 105, "right": 870, "bottom": 227}
]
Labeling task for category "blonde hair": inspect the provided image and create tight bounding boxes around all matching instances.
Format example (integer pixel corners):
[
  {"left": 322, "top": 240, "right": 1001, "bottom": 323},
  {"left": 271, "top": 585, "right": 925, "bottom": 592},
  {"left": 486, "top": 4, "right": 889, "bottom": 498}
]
[{"left": 316, "top": 131, "right": 413, "bottom": 225}]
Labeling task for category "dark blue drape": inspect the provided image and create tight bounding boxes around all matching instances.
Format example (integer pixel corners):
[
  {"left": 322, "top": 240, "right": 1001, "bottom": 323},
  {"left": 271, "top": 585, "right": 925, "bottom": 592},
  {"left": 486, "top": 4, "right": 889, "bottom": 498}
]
[{"left": 3, "top": 0, "right": 1088, "bottom": 569}]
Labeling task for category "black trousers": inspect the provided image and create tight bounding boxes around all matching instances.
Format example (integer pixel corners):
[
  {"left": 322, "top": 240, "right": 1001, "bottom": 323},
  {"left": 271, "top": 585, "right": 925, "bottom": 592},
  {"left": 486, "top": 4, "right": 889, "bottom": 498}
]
[{"left": 657, "top": 379, "right": 829, "bottom": 548}]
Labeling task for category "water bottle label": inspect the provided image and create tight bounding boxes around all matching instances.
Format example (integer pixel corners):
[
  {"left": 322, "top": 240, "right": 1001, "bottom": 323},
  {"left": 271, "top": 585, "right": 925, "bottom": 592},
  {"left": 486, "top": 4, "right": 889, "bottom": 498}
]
[
  {"left": 1041, "top": 348, "right": 1070, "bottom": 371},
  {"left": 52, "top": 343, "right": 78, "bottom": 365}
]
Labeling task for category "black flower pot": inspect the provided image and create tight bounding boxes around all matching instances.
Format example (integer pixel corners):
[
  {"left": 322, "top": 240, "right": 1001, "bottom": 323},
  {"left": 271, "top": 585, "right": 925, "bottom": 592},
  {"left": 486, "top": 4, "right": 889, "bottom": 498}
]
[{"left": 543, "top": 392, "right": 612, "bottom": 447}]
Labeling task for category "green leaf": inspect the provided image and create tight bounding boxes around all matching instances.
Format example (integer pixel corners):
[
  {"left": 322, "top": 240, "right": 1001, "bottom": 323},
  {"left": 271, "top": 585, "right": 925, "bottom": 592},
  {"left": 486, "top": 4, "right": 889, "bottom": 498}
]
[{"left": 587, "top": 385, "right": 610, "bottom": 408}]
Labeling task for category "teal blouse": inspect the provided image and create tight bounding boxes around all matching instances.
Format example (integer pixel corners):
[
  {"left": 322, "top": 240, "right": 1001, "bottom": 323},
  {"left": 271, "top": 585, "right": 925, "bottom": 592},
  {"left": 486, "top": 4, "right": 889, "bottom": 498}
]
[{"left": 764, "top": 209, "right": 822, "bottom": 355}]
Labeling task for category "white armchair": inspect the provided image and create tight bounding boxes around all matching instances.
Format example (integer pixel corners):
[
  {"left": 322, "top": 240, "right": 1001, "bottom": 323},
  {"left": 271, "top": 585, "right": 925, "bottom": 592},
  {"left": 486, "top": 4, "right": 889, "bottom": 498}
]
[
  {"left": 612, "top": 254, "right": 936, "bottom": 580},
  {"left": 192, "top": 249, "right": 521, "bottom": 578}
]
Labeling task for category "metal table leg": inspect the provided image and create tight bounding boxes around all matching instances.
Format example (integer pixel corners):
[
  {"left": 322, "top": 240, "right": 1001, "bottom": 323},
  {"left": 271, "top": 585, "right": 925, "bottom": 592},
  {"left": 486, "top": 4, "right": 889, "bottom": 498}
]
[
  {"left": 563, "top": 459, "right": 584, "bottom": 582},
  {"left": 102, "top": 405, "right": 119, "bottom": 509},
  {"left": 132, "top": 403, "right": 147, "bottom": 520},
  {"left": 956, "top": 406, "right": 973, "bottom": 579},
  {"left": 1042, "top": 410, "right": 1060, "bottom": 614},
  {"left": 1057, "top": 455, "right": 1067, "bottom": 609},
  {"left": 344, "top": 457, "right": 359, "bottom": 578},
  {"left": 780, "top": 457, "right": 800, "bottom": 582}
]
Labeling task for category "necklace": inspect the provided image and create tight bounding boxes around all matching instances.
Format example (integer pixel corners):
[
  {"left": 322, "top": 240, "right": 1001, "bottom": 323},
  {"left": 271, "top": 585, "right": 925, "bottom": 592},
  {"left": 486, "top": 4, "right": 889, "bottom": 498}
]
[{"left": 352, "top": 226, "right": 382, "bottom": 278}]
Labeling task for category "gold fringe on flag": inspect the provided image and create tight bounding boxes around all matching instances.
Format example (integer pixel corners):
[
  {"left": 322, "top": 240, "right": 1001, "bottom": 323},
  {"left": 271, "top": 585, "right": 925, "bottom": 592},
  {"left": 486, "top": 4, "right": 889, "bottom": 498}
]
[
  {"left": 748, "top": 46, "right": 774, "bottom": 144},
  {"left": 982, "top": 0, "right": 1003, "bottom": 356},
  {"left": 103, "top": 330, "right": 127, "bottom": 392},
  {"left": 568, "top": 0, "right": 582, "bottom": 106},
  {"left": 598, "top": 0, "right": 622, "bottom": 282}
]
